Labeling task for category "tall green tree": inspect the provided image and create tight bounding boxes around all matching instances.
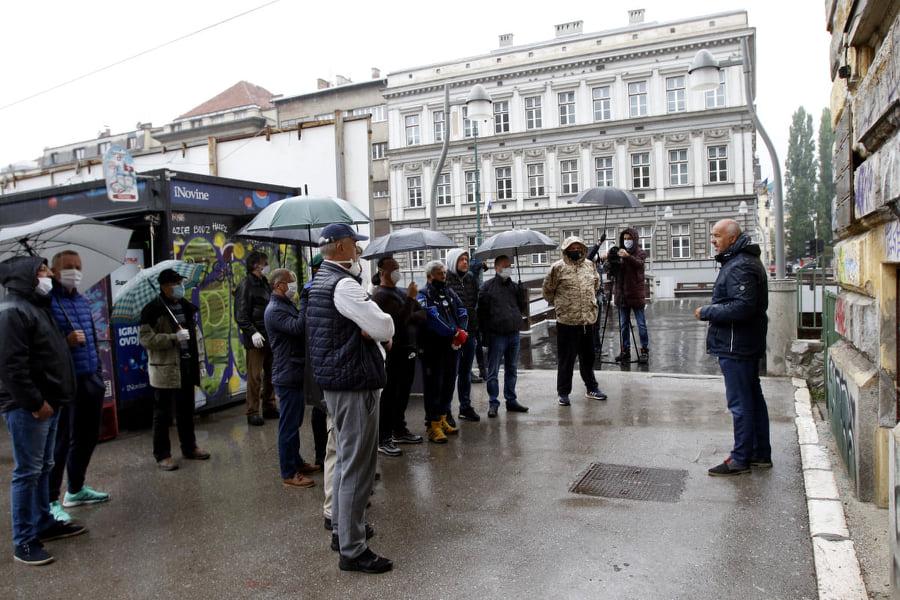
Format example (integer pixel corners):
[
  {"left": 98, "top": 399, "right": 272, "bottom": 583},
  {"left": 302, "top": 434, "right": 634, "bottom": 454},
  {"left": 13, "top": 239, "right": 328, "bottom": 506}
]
[
  {"left": 816, "top": 108, "right": 835, "bottom": 243},
  {"left": 784, "top": 107, "right": 817, "bottom": 259}
]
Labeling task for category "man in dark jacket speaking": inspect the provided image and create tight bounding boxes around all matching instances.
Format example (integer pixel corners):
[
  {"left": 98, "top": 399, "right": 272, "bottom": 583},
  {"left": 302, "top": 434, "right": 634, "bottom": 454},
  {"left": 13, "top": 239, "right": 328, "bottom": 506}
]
[
  {"left": 695, "top": 219, "right": 770, "bottom": 477},
  {"left": 0, "top": 256, "right": 84, "bottom": 566}
]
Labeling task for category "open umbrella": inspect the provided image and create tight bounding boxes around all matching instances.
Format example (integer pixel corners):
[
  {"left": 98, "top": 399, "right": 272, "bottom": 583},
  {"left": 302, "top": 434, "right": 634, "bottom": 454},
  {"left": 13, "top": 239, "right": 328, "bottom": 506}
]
[
  {"left": 361, "top": 228, "right": 456, "bottom": 259},
  {"left": 111, "top": 260, "right": 207, "bottom": 323},
  {"left": 241, "top": 196, "right": 369, "bottom": 232},
  {"left": 473, "top": 229, "right": 557, "bottom": 280},
  {"left": 233, "top": 225, "right": 323, "bottom": 247},
  {"left": 575, "top": 187, "right": 643, "bottom": 240},
  {"left": 0, "top": 214, "right": 133, "bottom": 290}
]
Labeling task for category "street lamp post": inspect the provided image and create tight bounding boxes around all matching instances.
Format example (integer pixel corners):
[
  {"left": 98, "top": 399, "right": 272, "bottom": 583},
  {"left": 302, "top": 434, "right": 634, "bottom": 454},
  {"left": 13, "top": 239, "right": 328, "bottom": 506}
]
[
  {"left": 465, "top": 84, "right": 493, "bottom": 246},
  {"left": 688, "top": 40, "right": 787, "bottom": 279}
]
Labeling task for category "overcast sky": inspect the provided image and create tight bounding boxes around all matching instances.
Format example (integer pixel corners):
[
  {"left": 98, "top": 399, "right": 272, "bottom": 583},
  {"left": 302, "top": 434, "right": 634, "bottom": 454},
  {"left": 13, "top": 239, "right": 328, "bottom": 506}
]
[{"left": 0, "top": 0, "right": 831, "bottom": 181}]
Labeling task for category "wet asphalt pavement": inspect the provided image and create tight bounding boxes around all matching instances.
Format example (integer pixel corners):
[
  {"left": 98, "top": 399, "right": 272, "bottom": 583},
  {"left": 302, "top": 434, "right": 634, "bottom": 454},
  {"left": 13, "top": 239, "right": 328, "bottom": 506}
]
[{"left": 0, "top": 366, "right": 814, "bottom": 599}]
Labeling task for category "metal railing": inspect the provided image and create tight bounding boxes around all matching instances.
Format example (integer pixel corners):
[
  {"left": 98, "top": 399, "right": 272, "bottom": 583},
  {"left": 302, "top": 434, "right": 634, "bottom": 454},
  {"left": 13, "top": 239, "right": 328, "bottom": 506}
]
[{"left": 795, "top": 264, "right": 837, "bottom": 338}]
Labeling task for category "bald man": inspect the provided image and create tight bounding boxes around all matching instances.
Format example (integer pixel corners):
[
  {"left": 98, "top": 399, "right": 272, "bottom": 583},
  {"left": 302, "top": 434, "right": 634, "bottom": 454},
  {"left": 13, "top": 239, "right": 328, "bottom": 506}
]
[{"left": 695, "top": 219, "right": 770, "bottom": 477}]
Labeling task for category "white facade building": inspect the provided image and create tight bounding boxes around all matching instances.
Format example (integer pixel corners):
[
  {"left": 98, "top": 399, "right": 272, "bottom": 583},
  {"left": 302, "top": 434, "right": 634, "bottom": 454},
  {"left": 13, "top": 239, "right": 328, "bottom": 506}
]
[{"left": 384, "top": 10, "right": 760, "bottom": 297}]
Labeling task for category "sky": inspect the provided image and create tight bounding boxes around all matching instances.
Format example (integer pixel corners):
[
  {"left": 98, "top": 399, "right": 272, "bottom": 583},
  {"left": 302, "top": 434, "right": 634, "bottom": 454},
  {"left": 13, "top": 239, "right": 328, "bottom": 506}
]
[{"left": 0, "top": 0, "right": 831, "bottom": 181}]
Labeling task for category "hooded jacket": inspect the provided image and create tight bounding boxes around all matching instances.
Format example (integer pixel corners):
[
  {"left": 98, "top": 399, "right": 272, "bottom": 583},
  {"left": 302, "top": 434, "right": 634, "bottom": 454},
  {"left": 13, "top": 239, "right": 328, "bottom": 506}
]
[
  {"left": 542, "top": 236, "right": 600, "bottom": 326},
  {"left": 613, "top": 227, "right": 647, "bottom": 309},
  {"left": 0, "top": 256, "right": 77, "bottom": 412},
  {"left": 445, "top": 248, "right": 479, "bottom": 333},
  {"left": 699, "top": 234, "right": 769, "bottom": 359}
]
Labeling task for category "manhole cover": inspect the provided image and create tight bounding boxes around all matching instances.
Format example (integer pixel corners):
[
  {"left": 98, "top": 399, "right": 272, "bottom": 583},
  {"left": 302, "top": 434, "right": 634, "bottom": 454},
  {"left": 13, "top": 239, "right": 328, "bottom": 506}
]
[{"left": 570, "top": 463, "right": 687, "bottom": 503}]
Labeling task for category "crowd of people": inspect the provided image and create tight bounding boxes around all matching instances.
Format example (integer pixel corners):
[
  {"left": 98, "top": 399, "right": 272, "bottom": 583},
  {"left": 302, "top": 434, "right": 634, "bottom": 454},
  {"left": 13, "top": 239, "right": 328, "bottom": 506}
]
[{"left": 0, "top": 218, "right": 770, "bottom": 572}]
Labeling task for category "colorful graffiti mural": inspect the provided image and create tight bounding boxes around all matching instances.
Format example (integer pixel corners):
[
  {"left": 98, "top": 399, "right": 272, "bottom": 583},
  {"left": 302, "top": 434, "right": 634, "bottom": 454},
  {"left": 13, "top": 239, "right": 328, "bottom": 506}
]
[{"left": 827, "top": 353, "right": 858, "bottom": 487}]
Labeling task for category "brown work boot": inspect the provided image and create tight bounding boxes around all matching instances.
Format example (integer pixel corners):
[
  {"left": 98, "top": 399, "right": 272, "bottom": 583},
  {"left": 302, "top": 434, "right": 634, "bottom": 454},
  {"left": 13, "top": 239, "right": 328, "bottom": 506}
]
[
  {"left": 297, "top": 462, "right": 323, "bottom": 474},
  {"left": 439, "top": 414, "right": 458, "bottom": 435},
  {"left": 427, "top": 421, "right": 448, "bottom": 444},
  {"left": 283, "top": 473, "right": 316, "bottom": 489}
]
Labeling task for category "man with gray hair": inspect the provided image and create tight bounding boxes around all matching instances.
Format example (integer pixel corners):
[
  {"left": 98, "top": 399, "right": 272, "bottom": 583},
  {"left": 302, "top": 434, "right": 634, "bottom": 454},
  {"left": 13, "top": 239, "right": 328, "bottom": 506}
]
[
  {"left": 695, "top": 219, "right": 770, "bottom": 477},
  {"left": 307, "top": 223, "right": 394, "bottom": 574},
  {"left": 417, "top": 260, "right": 468, "bottom": 444}
]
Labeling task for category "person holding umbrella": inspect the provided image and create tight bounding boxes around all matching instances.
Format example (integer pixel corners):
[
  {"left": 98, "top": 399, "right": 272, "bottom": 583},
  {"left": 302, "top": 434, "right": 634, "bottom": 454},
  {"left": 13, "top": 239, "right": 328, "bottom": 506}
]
[
  {"left": 139, "top": 269, "right": 211, "bottom": 471},
  {"left": 542, "top": 236, "right": 608, "bottom": 406},
  {"left": 445, "top": 248, "right": 482, "bottom": 423}
]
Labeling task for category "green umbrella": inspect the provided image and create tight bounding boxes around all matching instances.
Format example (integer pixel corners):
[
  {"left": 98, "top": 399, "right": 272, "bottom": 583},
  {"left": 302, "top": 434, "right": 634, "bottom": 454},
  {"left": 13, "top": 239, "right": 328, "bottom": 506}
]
[
  {"left": 111, "top": 260, "right": 207, "bottom": 324},
  {"left": 242, "top": 196, "right": 369, "bottom": 232}
]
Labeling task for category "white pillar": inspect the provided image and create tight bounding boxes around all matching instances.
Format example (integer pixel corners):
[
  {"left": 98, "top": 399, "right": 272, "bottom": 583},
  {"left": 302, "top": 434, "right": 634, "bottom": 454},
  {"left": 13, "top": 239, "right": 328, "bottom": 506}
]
[
  {"left": 544, "top": 83, "right": 556, "bottom": 130},
  {"left": 511, "top": 89, "right": 523, "bottom": 133},
  {"left": 693, "top": 133, "right": 704, "bottom": 198},
  {"left": 614, "top": 75, "right": 625, "bottom": 121},
  {"left": 577, "top": 81, "right": 591, "bottom": 125},
  {"left": 514, "top": 151, "right": 526, "bottom": 212},
  {"left": 452, "top": 158, "right": 464, "bottom": 217},
  {"left": 580, "top": 143, "right": 592, "bottom": 191},
  {"left": 616, "top": 141, "right": 628, "bottom": 189},
  {"left": 422, "top": 162, "right": 433, "bottom": 221},
  {"left": 547, "top": 148, "right": 558, "bottom": 208},
  {"left": 732, "top": 130, "right": 744, "bottom": 196},
  {"left": 650, "top": 68, "right": 663, "bottom": 116},
  {"left": 654, "top": 137, "right": 665, "bottom": 199}
]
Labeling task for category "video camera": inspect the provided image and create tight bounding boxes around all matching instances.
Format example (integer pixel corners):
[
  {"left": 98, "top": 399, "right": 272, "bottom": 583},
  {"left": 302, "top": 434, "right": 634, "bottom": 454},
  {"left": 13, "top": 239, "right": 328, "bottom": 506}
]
[{"left": 605, "top": 245, "right": 622, "bottom": 278}]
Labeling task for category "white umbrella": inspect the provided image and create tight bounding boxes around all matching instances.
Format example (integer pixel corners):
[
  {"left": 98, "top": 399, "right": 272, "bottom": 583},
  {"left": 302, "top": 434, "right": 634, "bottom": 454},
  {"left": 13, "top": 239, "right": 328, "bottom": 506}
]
[{"left": 0, "top": 214, "right": 133, "bottom": 290}]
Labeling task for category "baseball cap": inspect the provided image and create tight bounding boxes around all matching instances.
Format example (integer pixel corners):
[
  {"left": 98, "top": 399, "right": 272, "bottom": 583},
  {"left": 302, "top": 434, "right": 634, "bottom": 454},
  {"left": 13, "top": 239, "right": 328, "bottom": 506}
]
[
  {"left": 319, "top": 223, "right": 368, "bottom": 245},
  {"left": 157, "top": 268, "right": 186, "bottom": 285}
]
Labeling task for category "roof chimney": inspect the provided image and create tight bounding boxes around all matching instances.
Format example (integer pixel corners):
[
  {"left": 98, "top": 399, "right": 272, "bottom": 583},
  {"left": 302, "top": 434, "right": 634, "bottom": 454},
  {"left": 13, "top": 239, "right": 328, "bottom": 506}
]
[
  {"left": 371, "top": 67, "right": 381, "bottom": 79},
  {"left": 335, "top": 74, "right": 352, "bottom": 86},
  {"left": 499, "top": 33, "right": 514, "bottom": 47},
  {"left": 317, "top": 78, "right": 332, "bottom": 90},
  {"left": 628, "top": 9, "right": 645, "bottom": 24},
  {"left": 554, "top": 20, "right": 583, "bottom": 38}
]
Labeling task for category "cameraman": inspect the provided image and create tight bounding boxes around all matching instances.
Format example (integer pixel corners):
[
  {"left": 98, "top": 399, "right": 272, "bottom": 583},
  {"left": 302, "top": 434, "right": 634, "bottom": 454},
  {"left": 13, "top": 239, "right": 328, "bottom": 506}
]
[{"left": 600, "top": 228, "right": 649, "bottom": 363}]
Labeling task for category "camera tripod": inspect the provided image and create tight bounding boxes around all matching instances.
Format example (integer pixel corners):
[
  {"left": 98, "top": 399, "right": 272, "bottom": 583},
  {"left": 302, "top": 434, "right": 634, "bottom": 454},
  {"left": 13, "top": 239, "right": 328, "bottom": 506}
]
[{"left": 594, "top": 272, "right": 643, "bottom": 368}]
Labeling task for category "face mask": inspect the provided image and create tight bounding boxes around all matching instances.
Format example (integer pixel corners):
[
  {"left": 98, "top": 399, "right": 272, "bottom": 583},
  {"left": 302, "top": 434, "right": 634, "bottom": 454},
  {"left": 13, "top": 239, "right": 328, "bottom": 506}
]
[
  {"left": 497, "top": 268, "right": 510, "bottom": 280},
  {"left": 260, "top": 265, "right": 270, "bottom": 276},
  {"left": 35, "top": 277, "right": 53, "bottom": 296},
  {"left": 171, "top": 284, "right": 186, "bottom": 300},
  {"left": 431, "top": 279, "right": 445, "bottom": 289},
  {"left": 623, "top": 240, "right": 634, "bottom": 250},
  {"left": 389, "top": 270, "right": 402, "bottom": 284},
  {"left": 285, "top": 282, "right": 298, "bottom": 299},
  {"left": 565, "top": 250, "right": 584, "bottom": 262},
  {"left": 59, "top": 268, "right": 82, "bottom": 290}
]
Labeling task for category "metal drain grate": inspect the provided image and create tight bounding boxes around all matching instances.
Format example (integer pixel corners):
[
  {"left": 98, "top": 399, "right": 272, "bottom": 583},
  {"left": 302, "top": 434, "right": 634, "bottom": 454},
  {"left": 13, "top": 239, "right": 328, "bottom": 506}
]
[{"left": 570, "top": 463, "right": 687, "bottom": 503}]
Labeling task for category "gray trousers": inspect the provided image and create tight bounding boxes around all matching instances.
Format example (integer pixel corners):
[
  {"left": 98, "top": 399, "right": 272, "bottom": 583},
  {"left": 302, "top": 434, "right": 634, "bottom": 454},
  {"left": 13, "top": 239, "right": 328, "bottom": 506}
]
[
  {"left": 324, "top": 389, "right": 380, "bottom": 559},
  {"left": 323, "top": 416, "right": 335, "bottom": 519}
]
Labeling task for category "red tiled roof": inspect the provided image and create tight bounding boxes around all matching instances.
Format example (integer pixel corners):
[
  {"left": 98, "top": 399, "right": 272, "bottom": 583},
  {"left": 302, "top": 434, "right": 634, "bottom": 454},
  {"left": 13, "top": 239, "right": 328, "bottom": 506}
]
[{"left": 177, "top": 81, "right": 275, "bottom": 119}]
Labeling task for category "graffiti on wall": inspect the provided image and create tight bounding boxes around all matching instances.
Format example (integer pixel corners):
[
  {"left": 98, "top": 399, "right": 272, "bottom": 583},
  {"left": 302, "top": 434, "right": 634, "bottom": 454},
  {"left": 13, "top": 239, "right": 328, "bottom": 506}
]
[
  {"left": 826, "top": 353, "right": 858, "bottom": 487},
  {"left": 854, "top": 133, "right": 900, "bottom": 218},
  {"left": 835, "top": 238, "right": 862, "bottom": 287},
  {"left": 887, "top": 220, "right": 900, "bottom": 263}
]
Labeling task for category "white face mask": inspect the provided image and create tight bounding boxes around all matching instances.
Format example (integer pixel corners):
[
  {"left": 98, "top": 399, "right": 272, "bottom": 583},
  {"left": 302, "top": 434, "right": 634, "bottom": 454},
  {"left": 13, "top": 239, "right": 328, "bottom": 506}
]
[
  {"left": 285, "top": 281, "right": 298, "bottom": 299},
  {"left": 59, "top": 268, "right": 82, "bottom": 290},
  {"left": 623, "top": 240, "right": 634, "bottom": 250},
  {"left": 389, "top": 270, "right": 402, "bottom": 284},
  {"left": 338, "top": 259, "right": 362, "bottom": 277},
  {"left": 35, "top": 277, "right": 54, "bottom": 296},
  {"left": 497, "top": 268, "right": 511, "bottom": 280},
  {"left": 260, "top": 265, "right": 270, "bottom": 276}
]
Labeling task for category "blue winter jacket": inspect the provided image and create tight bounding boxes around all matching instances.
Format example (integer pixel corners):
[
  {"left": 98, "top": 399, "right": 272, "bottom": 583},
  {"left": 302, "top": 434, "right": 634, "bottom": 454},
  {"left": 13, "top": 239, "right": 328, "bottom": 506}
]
[
  {"left": 417, "top": 281, "right": 467, "bottom": 344},
  {"left": 700, "top": 234, "right": 769, "bottom": 360},
  {"left": 50, "top": 282, "right": 100, "bottom": 377},
  {"left": 264, "top": 293, "right": 305, "bottom": 389}
]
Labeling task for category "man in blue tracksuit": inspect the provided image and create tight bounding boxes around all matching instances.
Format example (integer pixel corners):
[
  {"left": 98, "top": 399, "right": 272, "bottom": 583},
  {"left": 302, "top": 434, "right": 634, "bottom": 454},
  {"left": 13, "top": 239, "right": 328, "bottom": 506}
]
[
  {"left": 48, "top": 251, "right": 110, "bottom": 522},
  {"left": 696, "top": 219, "right": 770, "bottom": 477}
]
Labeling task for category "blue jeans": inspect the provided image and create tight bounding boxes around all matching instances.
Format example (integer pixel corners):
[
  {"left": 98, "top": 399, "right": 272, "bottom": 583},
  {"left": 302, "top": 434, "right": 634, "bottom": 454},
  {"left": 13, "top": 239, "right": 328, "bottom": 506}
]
[
  {"left": 719, "top": 357, "right": 770, "bottom": 467},
  {"left": 486, "top": 333, "right": 520, "bottom": 407},
  {"left": 275, "top": 386, "right": 306, "bottom": 480},
  {"left": 455, "top": 333, "right": 477, "bottom": 410},
  {"left": 619, "top": 307, "right": 649, "bottom": 350},
  {"left": 4, "top": 409, "right": 59, "bottom": 547}
]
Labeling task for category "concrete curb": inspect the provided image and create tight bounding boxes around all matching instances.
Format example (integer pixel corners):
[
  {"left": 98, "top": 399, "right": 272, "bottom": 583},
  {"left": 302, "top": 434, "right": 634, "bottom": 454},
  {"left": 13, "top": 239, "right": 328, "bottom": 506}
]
[{"left": 792, "top": 378, "right": 868, "bottom": 599}]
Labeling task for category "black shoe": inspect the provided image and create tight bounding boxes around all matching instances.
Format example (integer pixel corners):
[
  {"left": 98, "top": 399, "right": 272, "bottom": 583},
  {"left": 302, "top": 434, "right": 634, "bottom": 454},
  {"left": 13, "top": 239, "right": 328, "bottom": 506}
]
[
  {"left": 13, "top": 541, "right": 53, "bottom": 566},
  {"left": 506, "top": 402, "right": 529, "bottom": 413},
  {"left": 339, "top": 548, "right": 393, "bottom": 574},
  {"left": 247, "top": 415, "right": 264, "bottom": 427},
  {"left": 331, "top": 525, "right": 376, "bottom": 550},
  {"left": 37, "top": 520, "right": 87, "bottom": 542},
  {"left": 750, "top": 457, "right": 773, "bottom": 469},
  {"left": 638, "top": 348, "right": 649, "bottom": 364},
  {"left": 707, "top": 458, "right": 751, "bottom": 477},
  {"left": 324, "top": 517, "right": 332, "bottom": 531},
  {"left": 459, "top": 407, "right": 481, "bottom": 422},
  {"left": 614, "top": 350, "right": 631, "bottom": 362},
  {"left": 470, "top": 374, "right": 484, "bottom": 384},
  {"left": 487, "top": 405, "right": 498, "bottom": 418},
  {"left": 392, "top": 430, "right": 423, "bottom": 444},
  {"left": 445, "top": 414, "right": 458, "bottom": 429},
  {"left": 263, "top": 409, "right": 280, "bottom": 419}
]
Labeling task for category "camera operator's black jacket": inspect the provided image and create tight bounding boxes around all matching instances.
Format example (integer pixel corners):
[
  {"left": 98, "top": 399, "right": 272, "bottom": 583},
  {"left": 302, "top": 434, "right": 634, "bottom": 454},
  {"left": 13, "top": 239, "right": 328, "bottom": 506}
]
[{"left": 699, "top": 234, "right": 768, "bottom": 360}]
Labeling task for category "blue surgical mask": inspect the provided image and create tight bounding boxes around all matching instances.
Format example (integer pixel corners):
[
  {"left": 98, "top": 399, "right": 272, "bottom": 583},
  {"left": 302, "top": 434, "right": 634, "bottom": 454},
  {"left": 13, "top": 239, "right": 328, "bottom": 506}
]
[{"left": 171, "top": 284, "right": 185, "bottom": 300}]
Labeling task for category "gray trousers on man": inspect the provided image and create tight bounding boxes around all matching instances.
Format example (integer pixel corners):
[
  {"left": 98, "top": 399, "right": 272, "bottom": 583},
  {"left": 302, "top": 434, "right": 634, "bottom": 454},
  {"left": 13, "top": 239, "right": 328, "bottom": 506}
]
[{"left": 324, "top": 388, "right": 380, "bottom": 559}]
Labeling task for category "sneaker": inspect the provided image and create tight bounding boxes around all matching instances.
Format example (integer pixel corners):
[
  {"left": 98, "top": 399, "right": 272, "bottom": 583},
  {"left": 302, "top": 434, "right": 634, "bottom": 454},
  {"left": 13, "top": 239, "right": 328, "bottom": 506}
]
[
  {"left": 487, "top": 405, "right": 499, "bottom": 418},
  {"left": 427, "top": 421, "right": 448, "bottom": 444},
  {"left": 585, "top": 389, "right": 608, "bottom": 401},
  {"left": 50, "top": 501, "right": 72, "bottom": 523},
  {"left": 708, "top": 457, "right": 751, "bottom": 477},
  {"left": 247, "top": 415, "right": 264, "bottom": 427},
  {"left": 157, "top": 457, "right": 178, "bottom": 471},
  {"left": 14, "top": 542, "right": 53, "bottom": 566},
  {"left": 392, "top": 430, "right": 423, "bottom": 444},
  {"left": 377, "top": 440, "right": 403, "bottom": 457},
  {"left": 506, "top": 402, "right": 529, "bottom": 413},
  {"left": 297, "top": 462, "right": 323, "bottom": 474},
  {"left": 37, "top": 520, "right": 87, "bottom": 542},
  {"left": 338, "top": 548, "right": 393, "bottom": 574},
  {"left": 63, "top": 486, "right": 110, "bottom": 508},
  {"left": 558, "top": 396, "right": 571, "bottom": 406},
  {"left": 283, "top": 473, "right": 315, "bottom": 489},
  {"left": 329, "top": 524, "right": 375, "bottom": 546},
  {"left": 183, "top": 447, "right": 210, "bottom": 460},
  {"left": 439, "top": 415, "right": 459, "bottom": 435},
  {"left": 614, "top": 350, "right": 631, "bottom": 362},
  {"left": 750, "top": 457, "right": 774, "bottom": 469},
  {"left": 459, "top": 407, "right": 481, "bottom": 422},
  {"left": 638, "top": 348, "right": 650, "bottom": 364}
]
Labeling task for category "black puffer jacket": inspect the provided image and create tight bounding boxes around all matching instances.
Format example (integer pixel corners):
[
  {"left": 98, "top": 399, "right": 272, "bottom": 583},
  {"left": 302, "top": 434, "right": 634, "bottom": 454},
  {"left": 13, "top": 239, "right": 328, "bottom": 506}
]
[
  {"left": 700, "top": 234, "right": 769, "bottom": 359},
  {"left": 0, "top": 256, "right": 76, "bottom": 412},
  {"left": 235, "top": 272, "right": 271, "bottom": 349},
  {"left": 445, "top": 248, "right": 479, "bottom": 333}
]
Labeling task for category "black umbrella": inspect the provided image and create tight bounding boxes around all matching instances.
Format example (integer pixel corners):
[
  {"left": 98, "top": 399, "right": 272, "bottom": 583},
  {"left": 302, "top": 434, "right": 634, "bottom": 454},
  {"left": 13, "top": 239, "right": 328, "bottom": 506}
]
[
  {"left": 575, "top": 187, "right": 643, "bottom": 240},
  {"left": 473, "top": 229, "right": 557, "bottom": 281},
  {"left": 361, "top": 228, "right": 456, "bottom": 260}
]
